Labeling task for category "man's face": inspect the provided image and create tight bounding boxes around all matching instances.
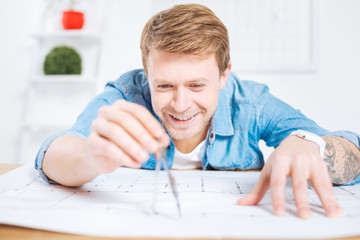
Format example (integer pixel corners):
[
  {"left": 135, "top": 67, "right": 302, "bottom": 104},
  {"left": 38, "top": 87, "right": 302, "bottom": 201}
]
[{"left": 147, "top": 49, "right": 229, "bottom": 142}]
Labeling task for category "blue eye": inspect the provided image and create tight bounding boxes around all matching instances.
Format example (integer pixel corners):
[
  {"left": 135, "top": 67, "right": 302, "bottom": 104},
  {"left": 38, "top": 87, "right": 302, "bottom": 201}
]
[
  {"left": 158, "top": 84, "right": 170, "bottom": 88},
  {"left": 189, "top": 84, "right": 205, "bottom": 88}
]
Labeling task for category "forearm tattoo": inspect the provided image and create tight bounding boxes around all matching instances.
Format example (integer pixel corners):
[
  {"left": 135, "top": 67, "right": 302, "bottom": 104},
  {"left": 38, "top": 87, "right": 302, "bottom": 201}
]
[{"left": 323, "top": 136, "right": 360, "bottom": 185}]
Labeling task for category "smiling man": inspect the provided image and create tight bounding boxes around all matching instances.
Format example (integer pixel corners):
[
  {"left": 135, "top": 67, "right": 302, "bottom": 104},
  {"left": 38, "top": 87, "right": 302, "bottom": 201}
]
[{"left": 35, "top": 4, "right": 360, "bottom": 219}]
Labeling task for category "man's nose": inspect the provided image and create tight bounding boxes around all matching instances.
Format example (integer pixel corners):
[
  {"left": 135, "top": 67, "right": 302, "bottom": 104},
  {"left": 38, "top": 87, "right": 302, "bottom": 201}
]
[{"left": 170, "top": 87, "right": 191, "bottom": 112}]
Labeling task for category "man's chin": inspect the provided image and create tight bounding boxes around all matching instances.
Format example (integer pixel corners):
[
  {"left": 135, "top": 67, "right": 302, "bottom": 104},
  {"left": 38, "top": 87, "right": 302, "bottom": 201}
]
[
  {"left": 167, "top": 131, "right": 195, "bottom": 141},
  {"left": 165, "top": 124, "right": 208, "bottom": 141},
  {"left": 165, "top": 127, "right": 197, "bottom": 141}
]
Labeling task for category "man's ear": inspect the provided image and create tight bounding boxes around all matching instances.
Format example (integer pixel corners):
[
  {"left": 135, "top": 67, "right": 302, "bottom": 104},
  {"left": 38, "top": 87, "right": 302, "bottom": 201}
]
[{"left": 220, "top": 61, "right": 231, "bottom": 89}]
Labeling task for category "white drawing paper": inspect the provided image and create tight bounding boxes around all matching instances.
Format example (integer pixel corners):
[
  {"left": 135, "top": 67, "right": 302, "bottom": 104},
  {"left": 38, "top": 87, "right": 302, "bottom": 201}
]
[{"left": 0, "top": 163, "right": 359, "bottom": 238}]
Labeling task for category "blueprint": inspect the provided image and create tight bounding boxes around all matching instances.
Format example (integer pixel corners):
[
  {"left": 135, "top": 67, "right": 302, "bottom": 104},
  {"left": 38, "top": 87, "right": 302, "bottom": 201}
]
[{"left": 0, "top": 163, "right": 359, "bottom": 238}]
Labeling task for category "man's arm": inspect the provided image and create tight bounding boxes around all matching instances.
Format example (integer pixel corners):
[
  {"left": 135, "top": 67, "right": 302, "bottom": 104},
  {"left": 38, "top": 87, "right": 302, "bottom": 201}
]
[
  {"left": 43, "top": 135, "right": 100, "bottom": 186},
  {"left": 323, "top": 136, "right": 360, "bottom": 185},
  {"left": 42, "top": 100, "right": 170, "bottom": 187}
]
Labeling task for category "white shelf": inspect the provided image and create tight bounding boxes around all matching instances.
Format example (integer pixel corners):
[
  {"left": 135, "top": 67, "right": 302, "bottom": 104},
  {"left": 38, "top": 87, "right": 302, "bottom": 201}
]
[
  {"left": 29, "top": 75, "right": 97, "bottom": 85},
  {"left": 30, "top": 31, "right": 101, "bottom": 42},
  {"left": 19, "top": 0, "right": 105, "bottom": 163}
]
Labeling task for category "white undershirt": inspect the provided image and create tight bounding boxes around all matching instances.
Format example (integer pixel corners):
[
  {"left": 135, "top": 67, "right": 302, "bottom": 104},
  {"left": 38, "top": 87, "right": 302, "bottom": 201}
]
[{"left": 171, "top": 140, "right": 206, "bottom": 170}]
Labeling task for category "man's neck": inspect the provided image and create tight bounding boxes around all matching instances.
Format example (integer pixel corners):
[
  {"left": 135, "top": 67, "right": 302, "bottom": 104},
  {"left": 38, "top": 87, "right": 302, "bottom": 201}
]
[{"left": 172, "top": 128, "right": 208, "bottom": 154}]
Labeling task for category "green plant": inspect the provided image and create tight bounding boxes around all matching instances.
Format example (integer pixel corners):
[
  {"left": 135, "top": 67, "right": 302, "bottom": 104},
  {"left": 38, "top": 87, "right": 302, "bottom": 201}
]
[{"left": 43, "top": 46, "right": 82, "bottom": 75}]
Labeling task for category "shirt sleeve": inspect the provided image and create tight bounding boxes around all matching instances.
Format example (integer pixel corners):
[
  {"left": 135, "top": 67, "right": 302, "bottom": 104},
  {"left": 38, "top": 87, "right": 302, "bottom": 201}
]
[
  {"left": 258, "top": 89, "right": 330, "bottom": 148},
  {"left": 257, "top": 89, "right": 360, "bottom": 186},
  {"left": 34, "top": 86, "right": 125, "bottom": 183}
]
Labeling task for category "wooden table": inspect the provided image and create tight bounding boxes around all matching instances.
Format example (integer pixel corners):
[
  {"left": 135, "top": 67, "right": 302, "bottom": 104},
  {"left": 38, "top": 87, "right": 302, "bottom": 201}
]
[{"left": 0, "top": 164, "right": 359, "bottom": 240}]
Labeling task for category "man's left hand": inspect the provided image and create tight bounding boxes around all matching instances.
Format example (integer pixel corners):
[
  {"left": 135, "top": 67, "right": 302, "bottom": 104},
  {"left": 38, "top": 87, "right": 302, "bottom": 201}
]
[{"left": 237, "top": 135, "right": 343, "bottom": 219}]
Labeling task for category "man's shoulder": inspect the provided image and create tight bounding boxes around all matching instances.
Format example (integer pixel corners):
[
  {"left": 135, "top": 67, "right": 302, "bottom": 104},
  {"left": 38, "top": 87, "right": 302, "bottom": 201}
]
[
  {"left": 101, "top": 69, "right": 151, "bottom": 108},
  {"left": 225, "top": 72, "right": 270, "bottom": 100},
  {"left": 105, "top": 69, "right": 148, "bottom": 94}
]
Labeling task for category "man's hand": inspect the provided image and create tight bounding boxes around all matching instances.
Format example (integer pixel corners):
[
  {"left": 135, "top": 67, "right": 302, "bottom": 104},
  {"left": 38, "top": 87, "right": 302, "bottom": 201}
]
[
  {"left": 88, "top": 99, "right": 170, "bottom": 174},
  {"left": 237, "top": 135, "right": 343, "bottom": 219}
]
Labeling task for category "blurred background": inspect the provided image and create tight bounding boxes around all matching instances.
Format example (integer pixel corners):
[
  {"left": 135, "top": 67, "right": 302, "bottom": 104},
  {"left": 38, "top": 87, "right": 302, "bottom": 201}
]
[{"left": 0, "top": 0, "right": 359, "bottom": 164}]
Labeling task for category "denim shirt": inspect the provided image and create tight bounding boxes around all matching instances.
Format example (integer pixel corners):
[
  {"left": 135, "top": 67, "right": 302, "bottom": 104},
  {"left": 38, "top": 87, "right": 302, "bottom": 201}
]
[{"left": 35, "top": 69, "right": 360, "bottom": 185}]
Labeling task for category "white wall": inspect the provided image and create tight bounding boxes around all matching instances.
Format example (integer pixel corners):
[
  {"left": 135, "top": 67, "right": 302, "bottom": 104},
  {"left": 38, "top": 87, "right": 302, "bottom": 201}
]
[
  {"left": 0, "top": 0, "right": 359, "bottom": 164},
  {"left": 0, "top": 0, "right": 43, "bottom": 164},
  {"left": 241, "top": 0, "right": 360, "bottom": 134}
]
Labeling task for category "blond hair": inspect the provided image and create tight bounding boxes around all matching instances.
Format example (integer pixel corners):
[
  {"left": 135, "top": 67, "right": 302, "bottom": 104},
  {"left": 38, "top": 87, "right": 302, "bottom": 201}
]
[{"left": 140, "top": 4, "right": 230, "bottom": 75}]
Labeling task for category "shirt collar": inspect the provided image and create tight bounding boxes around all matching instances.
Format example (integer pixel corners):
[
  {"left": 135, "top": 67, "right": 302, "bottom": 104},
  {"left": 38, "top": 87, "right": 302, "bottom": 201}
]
[{"left": 211, "top": 87, "right": 234, "bottom": 136}]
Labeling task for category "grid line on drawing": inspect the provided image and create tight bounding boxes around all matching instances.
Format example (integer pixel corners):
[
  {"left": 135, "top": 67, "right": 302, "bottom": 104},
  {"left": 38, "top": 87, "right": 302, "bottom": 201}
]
[{"left": 81, "top": 174, "right": 251, "bottom": 195}]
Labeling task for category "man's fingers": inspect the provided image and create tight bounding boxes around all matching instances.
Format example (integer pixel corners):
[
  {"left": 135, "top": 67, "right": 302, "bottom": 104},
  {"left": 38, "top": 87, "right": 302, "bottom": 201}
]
[
  {"left": 113, "top": 100, "right": 170, "bottom": 145},
  {"left": 91, "top": 118, "right": 149, "bottom": 164},
  {"left": 270, "top": 158, "right": 289, "bottom": 216},
  {"left": 237, "top": 167, "right": 270, "bottom": 206},
  {"left": 310, "top": 164, "right": 342, "bottom": 217},
  {"left": 88, "top": 132, "right": 141, "bottom": 172},
  {"left": 89, "top": 100, "right": 171, "bottom": 171},
  {"left": 291, "top": 160, "right": 311, "bottom": 219},
  {"left": 98, "top": 107, "right": 160, "bottom": 153}
]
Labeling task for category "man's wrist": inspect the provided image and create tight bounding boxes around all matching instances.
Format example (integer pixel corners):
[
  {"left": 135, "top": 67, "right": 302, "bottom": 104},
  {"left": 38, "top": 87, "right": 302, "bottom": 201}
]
[{"left": 290, "top": 130, "right": 326, "bottom": 158}]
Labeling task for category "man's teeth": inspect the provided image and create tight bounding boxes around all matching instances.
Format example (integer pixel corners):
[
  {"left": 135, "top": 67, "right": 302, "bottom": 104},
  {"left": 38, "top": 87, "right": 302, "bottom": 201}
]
[{"left": 171, "top": 114, "right": 195, "bottom": 120}]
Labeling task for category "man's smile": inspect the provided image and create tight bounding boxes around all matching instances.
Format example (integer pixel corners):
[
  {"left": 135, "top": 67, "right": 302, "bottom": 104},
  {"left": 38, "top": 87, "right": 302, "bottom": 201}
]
[{"left": 168, "top": 112, "right": 200, "bottom": 125}]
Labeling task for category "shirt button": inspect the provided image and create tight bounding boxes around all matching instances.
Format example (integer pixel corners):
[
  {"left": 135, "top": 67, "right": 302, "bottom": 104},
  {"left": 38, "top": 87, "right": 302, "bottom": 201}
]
[
  {"left": 167, "top": 146, "right": 171, "bottom": 150},
  {"left": 210, "top": 133, "right": 214, "bottom": 138}
]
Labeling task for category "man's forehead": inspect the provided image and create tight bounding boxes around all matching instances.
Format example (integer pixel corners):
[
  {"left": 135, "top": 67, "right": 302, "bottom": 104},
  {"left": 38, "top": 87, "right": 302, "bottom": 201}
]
[{"left": 147, "top": 49, "right": 220, "bottom": 80}]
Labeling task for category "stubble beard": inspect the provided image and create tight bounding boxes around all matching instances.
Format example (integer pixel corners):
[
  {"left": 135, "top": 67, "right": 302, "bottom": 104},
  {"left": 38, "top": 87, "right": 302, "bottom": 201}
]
[{"left": 162, "top": 114, "right": 212, "bottom": 141}]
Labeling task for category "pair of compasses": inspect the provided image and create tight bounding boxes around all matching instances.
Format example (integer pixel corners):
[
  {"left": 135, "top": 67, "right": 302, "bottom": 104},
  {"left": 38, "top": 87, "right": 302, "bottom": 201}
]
[{"left": 152, "top": 141, "right": 182, "bottom": 217}]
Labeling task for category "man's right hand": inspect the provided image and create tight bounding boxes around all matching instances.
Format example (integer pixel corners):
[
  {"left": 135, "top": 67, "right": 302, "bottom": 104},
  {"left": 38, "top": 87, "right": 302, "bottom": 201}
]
[{"left": 88, "top": 99, "right": 170, "bottom": 174}]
